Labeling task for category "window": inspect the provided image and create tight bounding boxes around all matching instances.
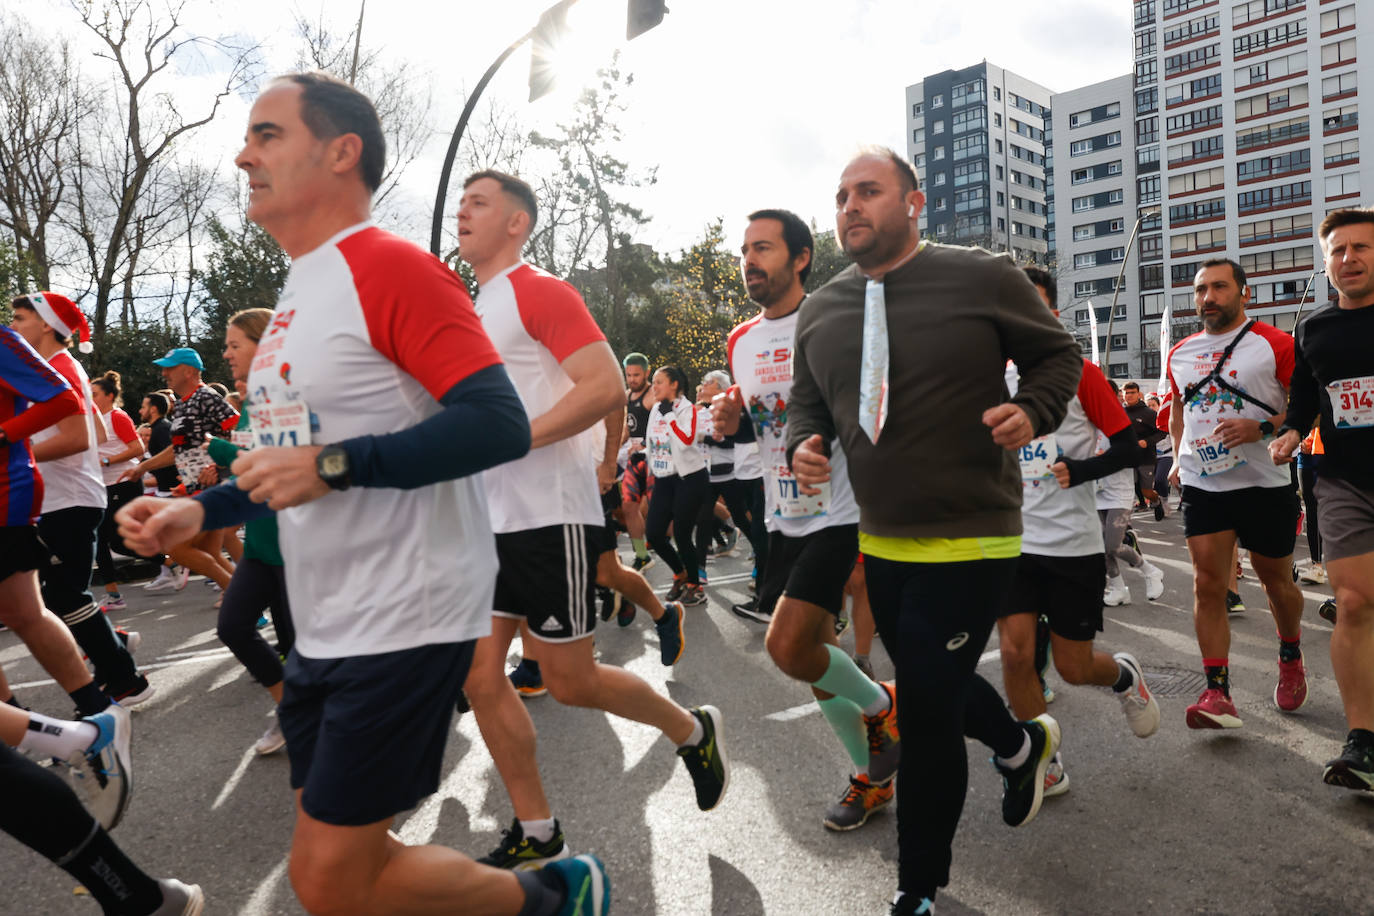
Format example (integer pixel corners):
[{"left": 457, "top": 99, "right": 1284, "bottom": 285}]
[
  {"left": 1137, "top": 116, "right": 1160, "bottom": 144},
  {"left": 1140, "top": 234, "right": 1164, "bottom": 261},
  {"left": 1075, "top": 253, "right": 1098, "bottom": 269},
  {"left": 997, "top": 217, "right": 1006, "bottom": 231},
  {"left": 995, "top": 165, "right": 1004, "bottom": 179},
  {"left": 1236, "top": 115, "right": 1309, "bottom": 151},
  {"left": 1141, "top": 263, "right": 1164, "bottom": 290},
  {"left": 1138, "top": 175, "right": 1162, "bottom": 204},
  {"left": 995, "top": 139, "right": 1003, "bottom": 153},
  {"left": 1321, "top": 4, "right": 1356, "bottom": 35},
  {"left": 954, "top": 187, "right": 987, "bottom": 213},
  {"left": 1111, "top": 334, "right": 1128, "bottom": 351},
  {"left": 1322, "top": 71, "right": 1357, "bottom": 100},
  {"left": 994, "top": 113, "right": 1002, "bottom": 127},
  {"left": 1172, "top": 260, "right": 1202, "bottom": 285},
  {"left": 1108, "top": 189, "right": 1124, "bottom": 204},
  {"left": 1170, "top": 227, "right": 1227, "bottom": 254},
  {"left": 1074, "top": 225, "right": 1095, "bottom": 240},
  {"left": 1169, "top": 197, "right": 1226, "bottom": 223},
  {"left": 953, "top": 160, "right": 988, "bottom": 186},
  {"left": 1321, "top": 38, "right": 1356, "bottom": 68},
  {"left": 1110, "top": 364, "right": 1131, "bottom": 379},
  {"left": 933, "top": 119, "right": 946, "bottom": 135},
  {"left": 912, "top": 102, "right": 924, "bottom": 117},
  {"left": 1166, "top": 73, "right": 1222, "bottom": 106},
  {"left": 953, "top": 108, "right": 986, "bottom": 134},
  {"left": 1323, "top": 104, "right": 1358, "bottom": 134},
  {"left": 1169, "top": 165, "right": 1226, "bottom": 194},
  {"left": 1136, "top": 87, "right": 1159, "bottom": 115},
  {"left": 914, "top": 153, "right": 926, "bottom": 168},
  {"left": 1166, "top": 104, "right": 1224, "bottom": 135},
  {"left": 1138, "top": 144, "right": 1161, "bottom": 172},
  {"left": 993, "top": 87, "right": 1001, "bottom": 100},
  {"left": 1239, "top": 213, "right": 1312, "bottom": 245},
  {"left": 1236, "top": 180, "right": 1311, "bottom": 213},
  {"left": 1107, "top": 131, "right": 1122, "bottom": 147},
  {"left": 1112, "top": 218, "right": 1127, "bottom": 232},
  {"left": 1237, "top": 149, "right": 1309, "bottom": 182},
  {"left": 1075, "top": 308, "right": 1089, "bottom": 325},
  {"left": 1136, "top": 29, "right": 1157, "bottom": 57},
  {"left": 933, "top": 173, "right": 947, "bottom": 187},
  {"left": 1141, "top": 293, "right": 1165, "bottom": 317},
  {"left": 932, "top": 93, "right": 944, "bottom": 108},
  {"left": 913, "top": 128, "right": 925, "bottom": 144},
  {"left": 1233, "top": 0, "right": 1304, "bottom": 28},
  {"left": 934, "top": 197, "right": 947, "bottom": 212},
  {"left": 1168, "top": 134, "right": 1225, "bottom": 165},
  {"left": 1134, "top": 0, "right": 1156, "bottom": 28},
  {"left": 952, "top": 79, "right": 986, "bottom": 105},
  {"left": 1324, "top": 137, "right": 1359, "bottom": 166},
  {"left": 1326, "top": 172, "right": 1360, "bottom": 199},
  {"left": 1235, "top": 20, "right": 1307, "bottom": 57},
  {"left": 1164, "top": 13, "right": 1219, "bottom": 46},
  {"left": 1236, "top": 50, "right": 1306, "bottom": 89},
  {"left": 952, "top": 134, "right": 984, "bottom": 161},
  {"left": 1072, "top": 168, "right": 1091, "bottom": 184},
  {"left": 1239, "top": 245, "right": 1315, "bottom": 275},
  {"left": 935, "top": 223, "right": 949, "bottom": 237},
  {"left": 1111, "top": 247, "right": 1126, "bottom": 262},
  {"left": 933, "top": 146, "right": 946, "bottom": 161},
  {"left": 1165, "top": 44, "right": 1220, "bottom": 77},
  {"left": 1075, "top": 280, "right": 1098, "bottom": 297},
  {"left": 1135, "top": 58, "right": 1158, "bottom": 87},
  {"left": 997, "top": 191, "right": 1006, "bottom": 206},
  {"left": 1236, "top": 84, "right": 1308, "bottom": 121},
  {"left": 1073, "top": 195, "right": 1096, "bottom": 212}
]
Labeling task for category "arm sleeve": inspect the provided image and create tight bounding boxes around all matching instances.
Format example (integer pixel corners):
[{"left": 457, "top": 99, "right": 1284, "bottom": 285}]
[
  {"left": 111, "top": 410, "right": 140, "bottom": 444},
  {"left": 1283, "top": 321, "right": 1320, "bottom": 435},
  {"left": 194, "top": 480, "right": 276, "bottom": 530},
  {"left": 510, "top": 269, "right": 606, "bottom": 361},
  {"left": 0, "top": 388, "right": 82, "bottom": 443},
  {"left": 1141, "top": 407, "right": 1167, "bottom": 446},
  {"left": 206, "top": 437, "right": 241, "bottom": 468},
  {"left": 1058, "top": 426, "right": 1144, "bottom": 486},
  {"left": 339, "top": 363, "right": 531, "bottom": 490},
  {"left": 785, "top": 306, "right": 838, "bottom": 463},
  {"left": 995, "top": 260, "right": 1084, "bottom": 435}
]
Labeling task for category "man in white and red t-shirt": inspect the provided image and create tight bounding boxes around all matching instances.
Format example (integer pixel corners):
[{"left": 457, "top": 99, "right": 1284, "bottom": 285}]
[
  {"left": 455, "top": 170, "right": 728, "bottom": 870},
  {"left": 1166, "top": 257, "right": 1306, "bottom": 730},
  {"left": 117, "top": 74, "right": 606, "bottom": 916},
  {"left": 9, "top": 292, "right": 149, "bottom": 708}
]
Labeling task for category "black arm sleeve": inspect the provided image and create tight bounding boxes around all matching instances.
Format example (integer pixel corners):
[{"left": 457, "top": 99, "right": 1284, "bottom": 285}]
[
  {"left": 339, "top": 363, "right": 531, "bottom": 490},
  {"left": 1057, "top": 426, "right": 1145, "bottom": 487},
  {"left": 1282, "top": 323, "right": 1320, "bottom": 437},
  {"left": 195, "top": 480, "right": 276, "bottom": 530}
]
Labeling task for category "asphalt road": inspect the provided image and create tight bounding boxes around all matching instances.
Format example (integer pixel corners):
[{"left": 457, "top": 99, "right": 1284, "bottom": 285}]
[{"left": 1, "top": 506, "right": 1371, "bottom": 915}]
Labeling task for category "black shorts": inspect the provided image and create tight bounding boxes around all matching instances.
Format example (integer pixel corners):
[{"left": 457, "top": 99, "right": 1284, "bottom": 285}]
[
  {"left": 1001, "top": 553, "right": 1105, "bottom": 641},
  {"left": 591, "top": 484, "right": 622, "bottom": 554},
  {"left": 758, "top": 524, "right": 858, "bottom": 618},
  {"left": 1181, "top": 484, "right": 1299, "bottom": 559},
  {"left": 494, "top": 524, "right": 598, "bottom": 642},
  {"left": 280, "top": 641, "right": 474, "bottom": 826},
  {"left": 0, "top": 526, "right": 52, "bottom": 582}
]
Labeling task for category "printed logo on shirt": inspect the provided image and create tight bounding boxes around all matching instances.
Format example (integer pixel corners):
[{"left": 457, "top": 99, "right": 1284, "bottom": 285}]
[{"left": 946, "top": 632, "right": 970, "bottom": 651}]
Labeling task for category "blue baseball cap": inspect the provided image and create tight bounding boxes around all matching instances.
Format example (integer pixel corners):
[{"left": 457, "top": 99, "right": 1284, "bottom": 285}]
[{"left": 152, "top": 347, "right": 204, "bottom": 370}]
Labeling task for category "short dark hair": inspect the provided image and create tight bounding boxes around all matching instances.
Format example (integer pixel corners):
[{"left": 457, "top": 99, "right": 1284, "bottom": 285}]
[
  {"left": 1123, "top": 381, "right": 1141, "bottom": 392},
  {"left": 1200, "top": 257, "right": 1247, "bottom": 290},
  {"left": 747, "top": 208, "right": 815, "bottom": 284},
  {"left": 1022, "top": 266, "right": 1056, "bottom": 309},
  {"left": 10, "top": 296, "right": 69, "bottom": 343},
  {"left": 464, "top": 169, "right": 539, "bottom": 232},
  {"left": 144, "top": 392, "right": 170, "bottom": 417},
  {"left": 1319, "top": 207, "right": 1374, "bottom": 241},
  {"left": 276, "top": 72, "right": 386, "bottom": 193},
  {"left": 856, "top": 145, "right": 921, "bottom": 193}
]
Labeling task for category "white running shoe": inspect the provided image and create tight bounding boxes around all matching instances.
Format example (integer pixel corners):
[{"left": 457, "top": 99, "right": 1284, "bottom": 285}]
[
  {"left": 1103, "top": 575, "right": 1131, "bottom": 607},
  {"left": 1043, "top": 752, "right": 1070, "bottom": 797},
  {"left": 172, "top": 566, "right": 190, "bottom": 591},
  {"left": 67, "top": 704, "right": 133, "bottom": 830},
  {"left": 144, "top": 568, "right": 176, "bottom": 591},
  {"left": 1141, "top": 562, "right": 1165, "bottom": 601},
  {"left": 253, "top": 720, "right": 286, "bottom": 756},
  {"left": 151, "top": 879, "right": 204, "bottom": 915},
  {"left": 1298, "top": 563, "right": 1327, "bottom": 585},
  {"left": 1113, "top": 652, "right": 1160, "bottom": 738}
]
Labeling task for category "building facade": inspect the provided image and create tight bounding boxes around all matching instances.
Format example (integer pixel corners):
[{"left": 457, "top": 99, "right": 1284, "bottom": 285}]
[{"left": 905, "top": 63, "right": 1055, "bottom": 264}]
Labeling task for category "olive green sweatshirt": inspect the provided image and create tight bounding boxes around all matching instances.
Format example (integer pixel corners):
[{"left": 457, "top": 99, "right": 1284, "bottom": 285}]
[{"left": 786, "top": 242, "right": 1082, "bottom": 540}]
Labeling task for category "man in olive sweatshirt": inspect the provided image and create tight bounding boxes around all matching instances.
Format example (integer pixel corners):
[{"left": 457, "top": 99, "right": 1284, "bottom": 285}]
[{"left": 787, "top": 147, "right": 1083, "bottom": 916}]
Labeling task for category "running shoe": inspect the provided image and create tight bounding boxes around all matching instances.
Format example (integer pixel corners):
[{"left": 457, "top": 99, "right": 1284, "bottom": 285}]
[
  {"left": 256, "top": 615, "right": 270, "bottom": 629},
  {"left": 631, "top": 555, "right": 655, "bottom": 574},
  {"left": 597, "top": 586, "right": 620, "bottom": 623},
  {"left": 655, "top": 602, "right": 685, "bottom": 666},
  {"left": 1040, "top": 678, "right": 1055, "bottom": 704},
  {"left": 509, "top": 659, "right": 547, "bottom": 698},
  {"left": 1322, "top": 734, "right": 1374, "bottom": 792},
  {"left": 172, "top": 566, "right": 190, "bottom": 591},
  {"left": 1141, "top": 561, "right": 1165, "bottom": 601},
  {"left": 478, "top": 818, "right": 571, "bottom": 870},
  {"left": 665, "top": 573, "right": 687, "bottom": 603},
  {"left": 890, "top": 894, "right": 936, "bottom": 915},
  {"left": 1319, "top": 598, "right": 1337, "bottom": 624},
  {"left": 254, "top": 720, "right": 286, "bottom": 756},
  {"left": 1103, "top": 576, "right": 1130, "bottom": 607},
  {"left": 1298, "top": 563, "right": 1327, "bottom": 585},
  {"left": 546, "top": 854, "right": 610, "bottom": 916},
  {"left": 144, "top": 567, "right": 177, "bottom": 591},
  {"left": 854, "top": 654, "right": 876, "bottom": 681},
  {"left": 834, "top": 613, "right": 851, "bottom": 637},
  {"left": 731, "top": 597, "right": 771, "bottom": 624},
  {"left": 107, "top": 674, "right": 155, "bottom": 707},
  {"left": 697, "top": 568, "right": 708, "bottom": 587},
  {"left": 992, "top": 713, "right": 1060, "bottom": 828},
  {"left": 1153, "top": 501, "right": 1165, "bottom": 521},
  {"left": 863, "top": 681, "right": 901, "bottom": 786},
  {"left": 1185, "top": 688, "right": 1242, "bottom": 729},
  {"left": 117, "top": 629, "right": 141, "bottom": 656},
  {"left": 151, "top": 879, "right": 204, "bottom": 916},
  {"left": 1122, "top": 527, "right": 1139, "bottom": 553},
  {"left": 617, "top": 599, "right": 636, "bottom": 628},
  {"left": 711, "top": 528, "right": 738, "bottom": 558},
  {"left": 680, "top": 584, "right": 707, "bottom": 607},
  {"left": 67, "top": 704, "right": 132, "bottom": 830},
  {"left": 1043, "top": 752, "right": 1070, "bottom": 798},
  {"left": 99, "top": 595, "right": 127, "bottom": 611},
  {"left": 1225, "top": 590, "right": 1245, "bottom": 614},
  {"left": 677, "top": 705, "right": 729, "bottom": 811},
  {"left": 823, "top": 773, "right": 894, "bottom": 831},
  {"left": 1112, "top": 652, "right": 1160, "bottom": 738},
  {"left": 1274, "top": 655, "right": 1308, "bottom": 712}
]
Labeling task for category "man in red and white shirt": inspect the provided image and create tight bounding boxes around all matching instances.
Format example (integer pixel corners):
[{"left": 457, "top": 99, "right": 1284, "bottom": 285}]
[
  {"left": 1166, "top": 257, "right": 1306, "bottom": 730},
  {"left": 456, "top": 170, "right": 728, "bottom": 870}
]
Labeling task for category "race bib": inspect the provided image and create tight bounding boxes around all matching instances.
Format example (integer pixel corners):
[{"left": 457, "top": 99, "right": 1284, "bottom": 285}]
[
  {"left": 1018, "top": 434, "right": 1059, "bottom": 480},
  {"left": 231, "top": 427, "right": 254, "bottom": 450},
  {"left": 1191, "top": 430, "right": 1246, "bottom": 476},
  {"left": 251, "top": 375, "right": 314, "bottom": 448},
  {"left": 174, "top": 443, "right": 215, "bottom": 491},
  {"left": 772, "top": 464, "right": 828, "bottom": 519},
  {"left": 648, "top": 439, "right": 673, "bottom": 476},
  {"left": 1327, "top": 376, "right": 1374, "bottom": 429}
]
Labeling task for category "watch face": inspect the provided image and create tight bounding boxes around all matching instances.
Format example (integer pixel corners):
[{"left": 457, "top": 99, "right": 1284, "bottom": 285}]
[{"left": 321, "top": 452, "right": 348, "bottom": 477}]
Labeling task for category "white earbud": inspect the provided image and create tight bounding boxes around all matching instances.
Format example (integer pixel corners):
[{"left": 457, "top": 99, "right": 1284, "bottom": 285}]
[{"left": 907, "top": 204, "right": 915, "bottom": 217}]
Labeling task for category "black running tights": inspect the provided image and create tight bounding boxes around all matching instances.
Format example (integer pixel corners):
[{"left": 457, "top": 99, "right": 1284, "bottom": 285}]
[
  {"left": 646, "top": 469, "right": 710, "bottom": 584},
  {"left": 217, "top": 557, "right": 294, "bottom": 688},
  {"left": 863, "top": 554, "right": 1026, "bottom": 901}
]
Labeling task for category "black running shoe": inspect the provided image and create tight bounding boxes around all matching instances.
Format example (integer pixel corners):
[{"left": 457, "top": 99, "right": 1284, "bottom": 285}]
[
  {"left": 477, "top": 817, "right": 570, "bottom": 869},
  {"left": 1319, "top": 598, "right": 1337, "bottom": 625},
  {"left": 1122, "top": 527, "right": 1139, "bottom": 553},
  {"left": 597, "top": 586, "right": 619, "bottom": 623},
  {"left": 655, "top": 602, "right": 685, "bottom": 666},
  {"left": 677, "top": 706, "right": 729, "bottom": 811},
  {"left": 1323, "top": 734, "right": 1374, "bottom": 792},
  {"left": 992, "top": 714, "right": 1060, "bottom": 827},
  {"left": 731, "top": 598, "right": 771, "bottom": 624},
  {"left": 1226, "top": 590, "right": 1246, "bottom": 614},
  {"left": 617, "top": 598, "right": 637, "bottom": 628},
  {"left": 631, "top": 555, "right": 655, "bottom": 573},
  {"left": 1153, "top": 502, "right": 1165, "bottom": 521}
]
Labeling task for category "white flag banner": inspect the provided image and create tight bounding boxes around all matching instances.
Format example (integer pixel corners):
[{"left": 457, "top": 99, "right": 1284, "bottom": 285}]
[
  {"left": 1088, "top": 301, "right": 1100, "bottom": 367},
  {"left": 1156, "top": 302, "right": 1171, "bottom": 398}
]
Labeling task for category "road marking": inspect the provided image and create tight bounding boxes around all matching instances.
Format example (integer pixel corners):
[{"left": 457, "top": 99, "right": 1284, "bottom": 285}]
[
  {"left": 8, "top": 645, "right": 236, "bottom": 691},
  {"left": 212, "top": 747, "right": 258, "bottom": 810}
]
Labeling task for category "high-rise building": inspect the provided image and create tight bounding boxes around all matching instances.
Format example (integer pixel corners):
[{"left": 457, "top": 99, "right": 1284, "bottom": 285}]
[{"left": 905, "top": 63, "right": 1054, "bottom": 263}]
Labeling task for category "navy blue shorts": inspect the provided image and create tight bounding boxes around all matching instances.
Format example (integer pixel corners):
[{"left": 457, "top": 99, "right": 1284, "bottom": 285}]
[{"left": 279, "top": 641, "right": 474, "bottom": 826}]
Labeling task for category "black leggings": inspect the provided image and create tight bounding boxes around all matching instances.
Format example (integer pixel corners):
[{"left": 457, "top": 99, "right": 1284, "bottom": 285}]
[
  {"left": 738, "top": 477, "right": 767, "bottom": 574},
  {"left": 1300, "top": 458, "right": 1321, "bottom": 563},
  {"left": 646, "top": 469, "right": 710, "bottom": 584},
  {"left": 217, "top": 557, "right": 294, "bottom": 688},
  {"left": 94, "top": 480, "right": 147, "bottom": 588},
  {"left": 864, "top": 554, "right": 1026, "bottom": 901},
  {"left": 692, "top": 479, "right": 766, "bottom": 572}
]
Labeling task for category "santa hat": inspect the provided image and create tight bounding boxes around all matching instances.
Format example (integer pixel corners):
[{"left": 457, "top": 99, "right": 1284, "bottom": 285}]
[{"left": 28, "top": 291, "right": 94, "bottom": 354}]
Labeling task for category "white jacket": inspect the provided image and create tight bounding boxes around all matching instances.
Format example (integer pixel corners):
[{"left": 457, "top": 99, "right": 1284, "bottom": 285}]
[{"left": 645, "top": 396, "right": 709, "bottom": 478}]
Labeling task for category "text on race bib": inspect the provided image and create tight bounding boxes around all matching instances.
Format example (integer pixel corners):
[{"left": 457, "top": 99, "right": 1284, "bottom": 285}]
[
  {"left": 1019, "top": 434, "right": 1059, "bottom": 480},
  {"left": 1191, "top": 429, "right": 1246, "bottom": 476},
  {"left": 772, "top": 463, "right": 828, "bottom": 519},
  {"left": 1328, "top": 376, "right": 1374, "bottom": 429}
]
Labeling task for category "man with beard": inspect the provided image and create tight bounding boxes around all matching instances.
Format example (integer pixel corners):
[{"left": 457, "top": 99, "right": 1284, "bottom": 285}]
[{"left": 619, "top": 353, "right": 654, "bottom": 571}]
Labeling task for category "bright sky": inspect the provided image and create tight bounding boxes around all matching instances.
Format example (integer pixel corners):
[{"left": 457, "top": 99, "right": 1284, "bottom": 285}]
[{"left": 16, "top": 0, "right": 1134, "bottom": 256}]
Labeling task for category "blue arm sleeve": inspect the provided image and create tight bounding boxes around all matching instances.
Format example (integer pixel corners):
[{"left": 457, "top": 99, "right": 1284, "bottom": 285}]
[
  {"left": 194, "top": 480, "right": 276, "bottom": 530},
  {"left": 339, "top": 363, "right": 531, "bottom": 490}
]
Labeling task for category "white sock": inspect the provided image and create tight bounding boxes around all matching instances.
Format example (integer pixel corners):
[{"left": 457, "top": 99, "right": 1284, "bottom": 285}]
[
  {"left": 861, "top": 685, "right": 891, "bottom": 718},
  {"left": 678, "top": 716, "right": 705, "bottom": 749},
  {"left": 996, "top": 730, "right": 1032, "bottom": 770},
  {"left": 519, "top": 817, "right": 557, "bottom": 844},
  {"left": 18, "top": 713, "right": 99, "bottom": 759}
]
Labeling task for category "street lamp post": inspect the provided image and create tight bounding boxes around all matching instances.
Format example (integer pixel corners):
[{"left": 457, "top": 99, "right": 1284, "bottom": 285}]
[{"left": 1101, "top": 206, "right": 1161, "bottom": 374}]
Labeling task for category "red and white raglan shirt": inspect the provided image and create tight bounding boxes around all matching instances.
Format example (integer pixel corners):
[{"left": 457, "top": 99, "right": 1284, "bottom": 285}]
[
  {"left": 473, "top": 262, "right": 605, "bottom": 534},
  {"left": 1009, "top": 359, "right": 1129, "bottom": 556},
  {"left": 98, "top": 407, "right": 141, "bottom": 487},
  {"left": 247, "top": 222, "right": 503, "bottom": 659},
  {"left": 0, "top": 326, "right": 81, "bottom": 526},
  {"left": 33, "top": 351, "right": 108, "bottom": 513},
  {"left": 1167, "top": 320, "right": 1293, "bottom": 492},
  {"left": 727, "top": 308, "right": 860, "bottom": 538}
]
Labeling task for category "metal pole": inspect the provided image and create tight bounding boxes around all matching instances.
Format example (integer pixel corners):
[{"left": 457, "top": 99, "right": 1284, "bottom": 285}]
[
  {"left": 1290, "top": 267, "right": 1326, "bottom": 332},
  {"left": 1101, "top": 207, "right": 1158, "bottom": 370},
  {"left": 349, "top": 0, "right": 366, "bottom": 83}
]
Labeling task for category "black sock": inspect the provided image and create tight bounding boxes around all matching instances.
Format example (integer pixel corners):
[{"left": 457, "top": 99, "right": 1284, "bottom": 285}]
[
  {"left": 1204, "top": 664, "right": 1230, "bottom": 696},
  {"left": 1112, "top": 662, "right": 1135, "bottom": 693},
  {"left": 515, "top": 867, "right": 566, "bottom": 916},
  {"left": 1279, "top": 636, "right": 1302, "bottom": 663},
  {"left": 68, "top": 683, "right": 111, "bottom": 717},
  {"left": 525, "top": 659, "right": 541, "bottom": 676},
  {"left": 62, "top": 826, "right": 164, "bottom": 915},
  {"left": 66, "top": 613, "right": 137, "bottom": 690},
  {"left": 5, "top": 694, "right": 27, "bottom": 711}
]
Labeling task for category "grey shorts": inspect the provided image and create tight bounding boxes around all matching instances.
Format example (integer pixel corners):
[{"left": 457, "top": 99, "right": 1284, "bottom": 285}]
[{"left": 1315, "top": 476, "right": 1374, "bottom": 562}]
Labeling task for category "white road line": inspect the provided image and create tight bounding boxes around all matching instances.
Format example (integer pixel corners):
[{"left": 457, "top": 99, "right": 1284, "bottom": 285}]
[
  {"left": 8, "top": 646, "right": 236, "bottom": 691},
  {"left": 212, "top": 747, "right": 258, "bottom": 810}
]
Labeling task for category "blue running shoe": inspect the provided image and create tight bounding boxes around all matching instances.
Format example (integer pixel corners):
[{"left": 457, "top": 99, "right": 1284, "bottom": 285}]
[
  {"left": 70, "top": 704, "right": 133, "bottom": 830},
  {"left": 548, "top": 854, "right": 610, "bottom": 915}
]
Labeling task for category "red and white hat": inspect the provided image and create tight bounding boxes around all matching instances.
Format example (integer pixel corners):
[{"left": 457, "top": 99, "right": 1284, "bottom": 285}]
[{"left": 27, "top": 291, "right": 94, "bottom": 354}]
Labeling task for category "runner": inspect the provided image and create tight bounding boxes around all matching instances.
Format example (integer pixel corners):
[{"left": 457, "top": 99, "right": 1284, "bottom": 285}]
[
  {"left": 454, "top": 169, "right": 726, "bottom": 872},
  {"left": 1270, "top": 207, "right": 1374, "bottom": 790},
  {"left": 1096, "top": 380, "right": 1167, "bottom": 607},
  {"left": 1121, "top": 381, "right": 1164, "bottom": 513},
  {"left": 10, "top": 293, "right": 151, "bottom": 706},
  {"left": 619, "top": 353, "right": 655, "bottom": 571},
  {"left": 712, "top": 208, "right": 897, "bottom": 834},
  {"left": 998, "top": 267, "right": 1161, "bottom": 800},
  {"left": 786, "top": 148, "right": 1082, "bottom": 915},
  {"left": 90, "top": 371, "right": 147, "bottom": 612},
  {"left": 1166, "top": 258, "right": 1306, "bottom": 730},
  {"left": 643, "top": 365, "right": 713, "bottom": 606},
  {"left": 118, "top": 73, "right": 607, "bottom": 915}
]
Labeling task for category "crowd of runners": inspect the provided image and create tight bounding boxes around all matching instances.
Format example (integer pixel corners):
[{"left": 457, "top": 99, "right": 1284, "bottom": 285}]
[{"left": 0, "top": 72, "right": 1371, "bottom": 916}]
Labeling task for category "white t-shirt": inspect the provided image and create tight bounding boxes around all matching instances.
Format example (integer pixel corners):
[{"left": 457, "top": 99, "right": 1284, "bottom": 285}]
[
  {"left": 97, "top": 408, "right": 141, "bottom": 487},
  {"left": 248, "top": 222, "right": 504, "bottom": 659},
  {"left": 1167, "top": 320, "right": 1293, "bottom": 492},
  {"left": 1010, "top": 359, "right": 1129, "bottom": 557},
  {"left": 474, "top": 262, "right": 605, "bottom": 534},
  {"left": 727, "top": 308, "right": 859, "bottom": 536},
  {"left": 33, "top": 352, "right": 107, "bottom": 512}
]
